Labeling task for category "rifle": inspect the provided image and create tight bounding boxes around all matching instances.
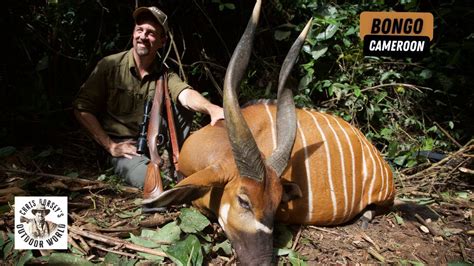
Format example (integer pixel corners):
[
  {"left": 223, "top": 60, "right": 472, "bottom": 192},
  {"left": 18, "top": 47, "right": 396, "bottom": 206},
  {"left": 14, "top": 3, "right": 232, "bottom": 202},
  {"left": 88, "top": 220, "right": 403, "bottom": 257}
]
[
  {"left": 142, "top": 74, "right": 165, "bottom": 200},
  {"left": 142, "top": 72, "right": 182, "bottom": 201}
]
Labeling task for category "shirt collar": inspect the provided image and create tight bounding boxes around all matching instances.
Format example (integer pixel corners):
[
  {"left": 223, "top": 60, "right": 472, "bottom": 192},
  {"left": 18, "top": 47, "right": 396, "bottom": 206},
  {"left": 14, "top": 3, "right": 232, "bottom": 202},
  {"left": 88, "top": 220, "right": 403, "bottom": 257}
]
[{"left": 128, "top": 48, "right": 163, "bottom": 78}]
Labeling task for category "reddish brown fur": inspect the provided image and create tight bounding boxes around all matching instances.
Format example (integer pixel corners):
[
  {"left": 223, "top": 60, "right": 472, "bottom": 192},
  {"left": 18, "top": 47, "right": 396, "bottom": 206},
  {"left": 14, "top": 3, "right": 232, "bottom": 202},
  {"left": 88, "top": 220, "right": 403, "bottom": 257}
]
[{"left": 178, "top": 103, "right": 395, "bottom": 226}]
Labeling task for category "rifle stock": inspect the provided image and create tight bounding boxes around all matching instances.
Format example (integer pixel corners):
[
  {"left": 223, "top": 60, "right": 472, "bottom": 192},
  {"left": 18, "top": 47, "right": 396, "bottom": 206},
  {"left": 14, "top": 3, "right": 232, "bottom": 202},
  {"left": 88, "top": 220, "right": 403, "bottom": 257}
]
[{"left": 143, "top": 75, "right": 165, "bottom": 200}]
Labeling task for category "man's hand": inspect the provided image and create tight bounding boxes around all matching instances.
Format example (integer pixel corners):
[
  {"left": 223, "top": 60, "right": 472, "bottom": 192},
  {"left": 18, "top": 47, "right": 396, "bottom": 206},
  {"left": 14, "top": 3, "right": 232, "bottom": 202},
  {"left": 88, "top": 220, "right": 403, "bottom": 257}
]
[
  {"left": 107, "top": 139, "right": 140, "bottom": 159},
  {"left": 74, "top": 110, "right": 140, "bottom": 158},
  {"left": 177, "top": 89, "right": 225, "bottom": 126},
  {"left": 208, "top": 105, "right": 224, "bottom": 126}
]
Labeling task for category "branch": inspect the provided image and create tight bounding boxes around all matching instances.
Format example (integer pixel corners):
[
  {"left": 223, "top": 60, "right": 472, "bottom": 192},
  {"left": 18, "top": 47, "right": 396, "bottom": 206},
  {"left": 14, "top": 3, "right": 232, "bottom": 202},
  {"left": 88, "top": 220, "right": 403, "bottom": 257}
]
[
  {"left": 0, "top": 168, "right": 140, "bottom": 194},
  {"left": 69, "top": 226, "right": 168, "bottom": 258},
  {"left": 362, "top": 83, "right": 432, "bottom": 94},
  {"left": 433, "top": 121, "right": 462, "bottom": 148}
]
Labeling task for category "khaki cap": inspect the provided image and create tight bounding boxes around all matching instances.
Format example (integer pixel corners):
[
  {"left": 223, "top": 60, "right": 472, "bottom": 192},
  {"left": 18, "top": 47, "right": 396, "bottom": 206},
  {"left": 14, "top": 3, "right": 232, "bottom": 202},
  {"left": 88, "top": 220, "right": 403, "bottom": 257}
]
[{"left": 133, "top": 6, "right": 169, "bottom": 34}]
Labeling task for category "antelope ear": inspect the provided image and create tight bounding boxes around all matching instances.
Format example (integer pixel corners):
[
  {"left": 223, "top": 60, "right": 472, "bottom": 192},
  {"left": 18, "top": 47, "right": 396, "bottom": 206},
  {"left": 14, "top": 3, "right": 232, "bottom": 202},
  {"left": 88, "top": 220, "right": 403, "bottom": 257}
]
[
  {"left": 142, "top": 166, "right": 225, "bottom": 207},
  {"left": 281, "top": 182, "right": 303, "bottom": 203},
  {"left": 142, "top": 184, "right": 211, "bottom": 207}
]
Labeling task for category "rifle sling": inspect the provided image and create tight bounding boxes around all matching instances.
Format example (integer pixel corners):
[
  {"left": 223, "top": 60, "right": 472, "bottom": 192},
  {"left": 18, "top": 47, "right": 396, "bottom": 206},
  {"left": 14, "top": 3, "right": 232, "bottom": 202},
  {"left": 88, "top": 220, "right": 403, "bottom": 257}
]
[{"left": 163, "top": 72, "right": 180, "bottom": 173}]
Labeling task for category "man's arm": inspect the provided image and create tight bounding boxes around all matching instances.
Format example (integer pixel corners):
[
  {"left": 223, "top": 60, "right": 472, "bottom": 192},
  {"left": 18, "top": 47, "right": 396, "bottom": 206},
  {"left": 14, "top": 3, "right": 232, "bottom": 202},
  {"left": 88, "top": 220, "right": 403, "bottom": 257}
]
[
  {"left": 177, "top": 89, "right": 224, "bottom": 126},
  {"left": 74, "top": 109, "right": 139, "bottom": 159}
]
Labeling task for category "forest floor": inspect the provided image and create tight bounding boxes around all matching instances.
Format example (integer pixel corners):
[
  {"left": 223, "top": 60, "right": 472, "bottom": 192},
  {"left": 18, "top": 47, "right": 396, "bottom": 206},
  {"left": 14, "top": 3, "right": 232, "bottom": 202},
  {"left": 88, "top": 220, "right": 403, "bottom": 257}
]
[{"left": 0, "top": 134, "right": 472, "bottom": 265}]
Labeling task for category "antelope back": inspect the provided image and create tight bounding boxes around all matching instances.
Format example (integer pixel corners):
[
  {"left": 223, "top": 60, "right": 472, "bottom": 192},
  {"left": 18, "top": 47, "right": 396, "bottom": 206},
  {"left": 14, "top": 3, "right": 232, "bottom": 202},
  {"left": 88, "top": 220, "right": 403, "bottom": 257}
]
[{"left": 236, "top": 103, "right": 396, "bottom": 225}]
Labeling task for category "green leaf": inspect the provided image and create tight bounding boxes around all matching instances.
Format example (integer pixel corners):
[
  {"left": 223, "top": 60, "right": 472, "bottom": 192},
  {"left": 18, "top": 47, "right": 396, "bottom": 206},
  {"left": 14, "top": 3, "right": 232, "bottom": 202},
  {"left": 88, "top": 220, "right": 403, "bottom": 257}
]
[
  {"left": 116, "top": 210, "right": 136, "bottom": 218},
  {"left": 421, "top": 138, "right": 434, "bottom": 151},
  {"left": 289, "top": 255, "right": 308, "bottom": 266},
  {"left": 353, "top": 86, "right": 361, "bottom": 97},
  {"left": 178, "top": 208, "right": 210, "bottom": 233},
  {"left": 277, "top": 248, "right": 307, "bottom": 265},
  {"left": 124, "top": 258, "right": 139, "bottom": 266},
  {"left": 380, "top": 70, "right": 401, "bottom": 82},
  {"left": 277, "top": 248, "right": 292, "bottom": 256},
  {"left": 47, "top": 253, "right": 94, "bottom": 265},
  {"left": 129, "top": 234, "right": 161, "bottom": 248},
  {"left": 103, "top": 252, "right": 121, "bottom": 265},
  {"left": 448, "top": 121, "right": 454, "bottom": 129},
  {"left": 393, "top": 155, "right": 407, "bottom": 166},
  {"left": 455, "top": 191, "right": 469, "bottom": 199},
  {"left": 137, "top": 252, "right": 165, "bottom": 262},
  {"left": 0, "top": 146, "right": 16, "bottom": 158},
  {"left": 274, "top": 224, "right": 293, "bottom": 248},
  {"left": 419, "top": 69, "right": 432, "bottom": 79},
  {"left": 212, "top": 239, "right": 232, "bottom": 255},
  {"left": 274, "top": 30, "right": 291, "bottom": 41},
  {"left": 97, "top": 174, "right": 107, "bottom": 181},
  {"left": 310, "top": 46, "right": 328, "bottom": 60},
  {"left": 400, "top": 259, "right": 424, "bottom": 266},
  {"left": 344, "top": 26, "right": 357, "bottom": 36},
  {"left": 147, "top": 221, "right": 182, "bottom": 243},
  {"left": 316, "top": 24, "right": 338, "bottom": 41},
  {"left": 393, "top": 213, "right": 404, "bottom": 225},
  {"left": 3, "top": 238, "right": 13, "bottom": 259},
  {"left": 406, "top": 159, "right": 418, "bottom": 168},
  {"left": 17, "top": 250, "right": 33, "bottom": 266},
  {"left": 166, "top": 235, "right": 203, "bottom": 266},
  {"left": 223, "top": 3, "right": 235, "bottom": 10},
  {"left": 427, "top": 125, "right": 438, "bottom": 133},
  {"left": 37, "top": 147, "right": 53, "bottom": 158},
  {"left": 380, "top": 127, "right": 393, "bottom": 140},
  {"left": 448, "top": 261, "right": 472, "bottom": 266}
]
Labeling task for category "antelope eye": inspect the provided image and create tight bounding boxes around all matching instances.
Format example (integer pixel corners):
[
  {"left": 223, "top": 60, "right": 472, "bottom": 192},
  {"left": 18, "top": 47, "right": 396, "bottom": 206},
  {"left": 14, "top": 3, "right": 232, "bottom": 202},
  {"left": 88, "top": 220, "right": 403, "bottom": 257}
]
[{"left": 237, "top": 195, "right": 251, "bottom": 210}]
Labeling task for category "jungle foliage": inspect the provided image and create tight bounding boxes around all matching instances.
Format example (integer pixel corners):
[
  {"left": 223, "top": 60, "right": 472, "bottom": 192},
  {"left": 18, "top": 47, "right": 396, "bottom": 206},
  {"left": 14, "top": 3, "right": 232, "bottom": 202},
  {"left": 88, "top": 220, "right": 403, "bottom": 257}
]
[{"left": 2, "top": 0, "right": 473, "bottom": 169}]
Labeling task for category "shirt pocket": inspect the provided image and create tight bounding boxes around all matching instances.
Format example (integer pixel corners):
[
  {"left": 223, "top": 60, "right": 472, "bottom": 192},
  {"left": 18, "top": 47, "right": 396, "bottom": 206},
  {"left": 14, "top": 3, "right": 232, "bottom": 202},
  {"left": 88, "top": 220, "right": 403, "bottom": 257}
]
[{"left": 107, "top": 86, "right": 135, "bottom": 115}]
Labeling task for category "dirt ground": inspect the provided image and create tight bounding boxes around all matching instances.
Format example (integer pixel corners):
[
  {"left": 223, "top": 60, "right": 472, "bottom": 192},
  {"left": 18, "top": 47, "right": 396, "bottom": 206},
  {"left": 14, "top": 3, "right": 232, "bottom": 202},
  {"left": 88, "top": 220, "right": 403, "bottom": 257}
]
[
  {"left": 0, "top": 140, "right": 473, "bottom": 265},
  {"left": 290, "top": 201, "right": 473, "bottom": 264}
]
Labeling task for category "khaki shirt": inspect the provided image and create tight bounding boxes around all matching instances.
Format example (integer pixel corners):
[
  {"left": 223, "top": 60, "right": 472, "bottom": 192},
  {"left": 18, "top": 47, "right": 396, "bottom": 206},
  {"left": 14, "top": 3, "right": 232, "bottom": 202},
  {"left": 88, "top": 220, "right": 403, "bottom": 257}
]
[{"left": 73, "top": 49, "right": 189, "bottom": 137}]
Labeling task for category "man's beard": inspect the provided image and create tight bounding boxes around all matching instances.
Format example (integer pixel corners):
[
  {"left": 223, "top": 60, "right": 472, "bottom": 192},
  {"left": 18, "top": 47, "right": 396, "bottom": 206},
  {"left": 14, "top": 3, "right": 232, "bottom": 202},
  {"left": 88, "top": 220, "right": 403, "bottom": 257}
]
[
  {"left": 135, "top": 41, "right": 151, "bottom": 56},
  {"left": 136, "top": 46, "right": 150, "bottom": 56}
]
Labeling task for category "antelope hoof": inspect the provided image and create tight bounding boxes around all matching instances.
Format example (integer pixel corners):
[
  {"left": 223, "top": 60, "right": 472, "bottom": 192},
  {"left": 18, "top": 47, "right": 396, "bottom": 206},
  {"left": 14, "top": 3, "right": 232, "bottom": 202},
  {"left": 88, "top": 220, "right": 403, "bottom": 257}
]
[{"left": 359, "top": 209, "right": 375, "bottom": 229}]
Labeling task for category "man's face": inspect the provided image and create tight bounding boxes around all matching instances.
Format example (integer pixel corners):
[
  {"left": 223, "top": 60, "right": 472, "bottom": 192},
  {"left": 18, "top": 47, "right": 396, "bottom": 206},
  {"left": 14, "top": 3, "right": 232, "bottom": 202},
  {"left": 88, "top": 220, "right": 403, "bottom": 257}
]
[
  {"left": 35, "top": 211, "right": 46, "bottom": 224},
  {"left": 133, "top": 19, "right": 166, "bottom": 57}
]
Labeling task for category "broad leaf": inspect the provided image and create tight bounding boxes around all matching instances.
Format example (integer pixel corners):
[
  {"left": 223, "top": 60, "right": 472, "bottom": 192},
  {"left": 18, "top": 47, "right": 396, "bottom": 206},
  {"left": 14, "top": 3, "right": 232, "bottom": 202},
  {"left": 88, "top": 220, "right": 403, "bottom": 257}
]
[
  {"left": 147, "top": 221, "right": 182, "bottom": 243},
  {"left": 129, "top": 234, "right": 160, "bottom": 248},
  {"left": 316, "top": 24, "right": 338, "bottom": 41},
  {"left": 47, "top": 253, "right": 94, "bottom": 265},
  {"left": 212, "top": 240, "right": 232, "bottom": 255},
  {"left": 17, "top": 250, "right": 33, "bottom": 266},
  {"left": 166, "top": 235, "right": 203, "bottom": 266},
  {"left": 137, "top": 252, "right": 165, "bottom": 263},
  {"left": 310, "top": 46, "right": 328, "bottom": 61},
  {"left": 178, "top": 208, "right": 210, "bottom": 233}
]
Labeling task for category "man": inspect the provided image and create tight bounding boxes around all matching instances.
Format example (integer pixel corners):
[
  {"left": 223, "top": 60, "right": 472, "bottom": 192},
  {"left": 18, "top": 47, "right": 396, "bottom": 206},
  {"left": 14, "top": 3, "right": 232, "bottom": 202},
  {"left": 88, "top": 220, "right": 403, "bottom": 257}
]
[
  {"left": 73, "top": 6, "right": 224, "bottom": 191},
  {"left": 21, "top": 204, "right": 58, "bottom": 239}
]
